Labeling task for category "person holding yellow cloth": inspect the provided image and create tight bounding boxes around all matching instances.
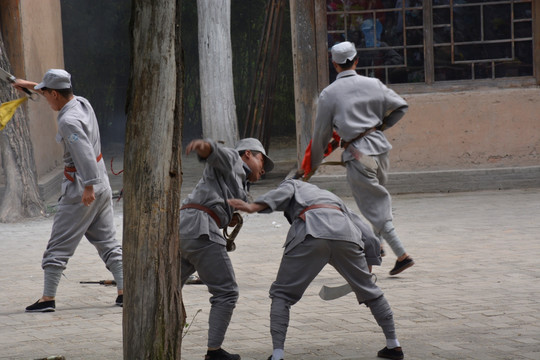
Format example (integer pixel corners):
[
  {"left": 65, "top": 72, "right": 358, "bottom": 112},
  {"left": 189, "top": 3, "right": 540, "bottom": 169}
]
[{"left": 13, "top": 69, "right": 123, "bottom": 312}]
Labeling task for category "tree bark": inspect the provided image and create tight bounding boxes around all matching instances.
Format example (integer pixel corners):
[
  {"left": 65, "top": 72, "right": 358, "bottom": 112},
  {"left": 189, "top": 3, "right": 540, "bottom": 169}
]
[
  {"left": 197, "top": 0, "right": 239, "bottom": 146},
  {"left": 289, "top": 0, "right": 327, "bottom": 165},
  {"left": 0, "top": 30, "right": 45, "bottom": 222},
  {"left": 123, "top": 0, "right": 184, "bottom": 359}
]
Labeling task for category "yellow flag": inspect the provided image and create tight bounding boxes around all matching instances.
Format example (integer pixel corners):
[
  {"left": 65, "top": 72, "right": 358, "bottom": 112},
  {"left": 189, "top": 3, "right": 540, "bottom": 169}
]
[{"left": 0, "top": 97, "right": 28, "bottom": 131}]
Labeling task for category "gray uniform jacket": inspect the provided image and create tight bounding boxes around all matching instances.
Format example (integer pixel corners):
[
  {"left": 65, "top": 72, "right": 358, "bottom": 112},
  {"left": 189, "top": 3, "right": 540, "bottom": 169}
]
[
  {"left": 43, "top": 96, "right": 121, "bottom": 271},
  {"left": 311, "top": 70, "right": 408, "bottom": 167},
  {"left": 56, "top": 96, "right": 110, "bottom": 204},
  {"left": 180, "top": 140, "right": 249, "bottom": 245},
  {"left": 255, "top": 179, "right": 381, "bottom": 264}
]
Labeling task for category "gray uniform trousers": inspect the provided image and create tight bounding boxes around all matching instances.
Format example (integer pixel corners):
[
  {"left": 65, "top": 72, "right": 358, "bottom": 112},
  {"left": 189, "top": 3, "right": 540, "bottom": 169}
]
[
  {"left": 269, "top": 237, "right": 395, "bottom": 350},
  {"left": 181, "top": 235, "right": 239, "bottom": 349},
  {"left": 345, "top": 152, "right": 406, "bottom": 257},
  {"left": 42, "top": 188, "right": 122, "bottom": 295}
]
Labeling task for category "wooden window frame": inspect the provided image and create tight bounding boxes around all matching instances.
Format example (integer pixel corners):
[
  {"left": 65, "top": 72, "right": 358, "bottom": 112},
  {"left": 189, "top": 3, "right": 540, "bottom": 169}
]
[{"left": 317, "top": 0, "right": 540, "bottom": 94}]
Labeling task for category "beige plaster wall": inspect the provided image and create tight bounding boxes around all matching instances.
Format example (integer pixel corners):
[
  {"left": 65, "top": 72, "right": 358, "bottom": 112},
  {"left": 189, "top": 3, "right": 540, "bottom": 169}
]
[
  {"left": 20, "top": 0, "right": 64, "bottom": 176},
  {"left": 319, "top": 87, "right": 540, "bottom": 174},
  {"left": 391, "top": 87, "right": 540, "bottom": 172}
]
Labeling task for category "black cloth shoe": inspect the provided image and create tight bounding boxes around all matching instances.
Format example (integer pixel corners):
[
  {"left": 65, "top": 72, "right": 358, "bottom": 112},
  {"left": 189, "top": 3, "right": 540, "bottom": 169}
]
[
  {"left": 267, "top": 356, "right": 283, "bottom": 360},
  {"left": 25, "top": 299, "right": 55, "bottom": 312},
  {"left": 389, "top": 257, "right": 414, "bottom": 276},
  {"left": 205, "top": 348, "right": 240, "bottom": 360},
  {"left": 377, "top": 346, "right": 404, "bottom": 359},
  {"left": 115, "top": 295, "right": 123, "bottom": 307}
]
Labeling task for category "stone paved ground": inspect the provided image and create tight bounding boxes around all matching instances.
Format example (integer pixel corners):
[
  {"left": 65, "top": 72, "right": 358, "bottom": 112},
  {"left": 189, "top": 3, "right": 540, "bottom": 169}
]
[{"left": 1, "top": 148, "right": 539, "bottom": 360}]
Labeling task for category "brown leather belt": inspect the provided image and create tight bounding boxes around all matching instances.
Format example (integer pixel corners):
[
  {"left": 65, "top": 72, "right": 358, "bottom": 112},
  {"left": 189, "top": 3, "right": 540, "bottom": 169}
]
[
  {"left": 340, "top": 127, "right": 376, "bottom": 149},
  {"left": 181, "top": 203, "right": 222, "bottom": 228},
  {"left": 298, "top": 204, "right": 342, "bottom": 221},
  {"left": 64, "top": 153, "right": 103, "bottom": 182}
]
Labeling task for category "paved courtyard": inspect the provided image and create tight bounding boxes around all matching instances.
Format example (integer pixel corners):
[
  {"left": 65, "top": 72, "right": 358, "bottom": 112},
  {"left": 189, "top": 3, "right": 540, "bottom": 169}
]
[{"left": 1, "top": 149, "right": 539, "bottom": 359}]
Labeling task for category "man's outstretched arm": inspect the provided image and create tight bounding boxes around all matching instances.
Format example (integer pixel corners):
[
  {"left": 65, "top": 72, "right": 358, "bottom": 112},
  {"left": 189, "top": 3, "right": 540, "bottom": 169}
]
[{"left": 228, "top": 199, "right": 268, "bottom": 213}]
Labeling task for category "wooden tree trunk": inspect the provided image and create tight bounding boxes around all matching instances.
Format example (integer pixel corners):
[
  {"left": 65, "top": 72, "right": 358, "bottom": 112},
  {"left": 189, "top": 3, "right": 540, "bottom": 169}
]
[
  {"left": 123, "top": 0, "right": 184, "bottom": 358},
  {"left": 197, "top": 0, "right": 239, "bottom": 146},
  {"left": 289, "top": 0, "right": 328, "bottom": 165},
  {"left": 0, "top": 30, "right": 44, "bottom": 222}
]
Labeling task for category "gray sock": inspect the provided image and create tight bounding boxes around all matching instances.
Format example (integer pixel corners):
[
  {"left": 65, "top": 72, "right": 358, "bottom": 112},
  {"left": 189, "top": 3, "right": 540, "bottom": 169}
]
[
  {"left": 366, "top": 295, "right": 397, "bottom": 340},
  {"left": 108, "top": 261, "right": 123, "bottom": 290},
  {"left": 207, "top": 305, "right": 234, "bottom": 348},
  {"left": 43, "top": 267, "right": 63, "bottom": 298},
  {"left": 380, "top": 221, "right": 406, "bottom": 258},
  {"left": 386, "top": 338, "right": 401, "bottom": 349},
  {"left": 272, "top": 349, "right": 284, "bottom": 360},
  {"left": 270, "top": 298, "right": 291, "bottom": 350}
]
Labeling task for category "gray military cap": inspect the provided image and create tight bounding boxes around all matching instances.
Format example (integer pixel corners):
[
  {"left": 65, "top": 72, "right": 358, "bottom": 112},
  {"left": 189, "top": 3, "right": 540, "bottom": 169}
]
[
  {"left": 235, "top": 137, "right": 274, "bottom": 172},
  {"left": 35, "top": 69, "right": 72, "bottom": 90}
]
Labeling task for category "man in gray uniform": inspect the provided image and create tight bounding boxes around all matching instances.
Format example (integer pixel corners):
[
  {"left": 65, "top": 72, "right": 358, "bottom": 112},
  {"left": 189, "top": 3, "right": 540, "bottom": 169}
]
[
  {"left": 229, "top": 179, "right": 404, "bottom": 360},
  {"left": 309, "top": 41, "right": 414, "bottom": 276},
  {"left": 181, "top": 137, "right": 274, "bottom": 360},
  {"left": 15, "top": 69, "right": 123, "bottom": 312}
]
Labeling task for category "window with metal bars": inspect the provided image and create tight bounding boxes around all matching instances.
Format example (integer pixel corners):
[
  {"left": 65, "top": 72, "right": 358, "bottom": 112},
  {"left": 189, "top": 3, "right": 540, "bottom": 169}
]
[{"left": 326, "top": 0, "right": 533, "bottom": 84}]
